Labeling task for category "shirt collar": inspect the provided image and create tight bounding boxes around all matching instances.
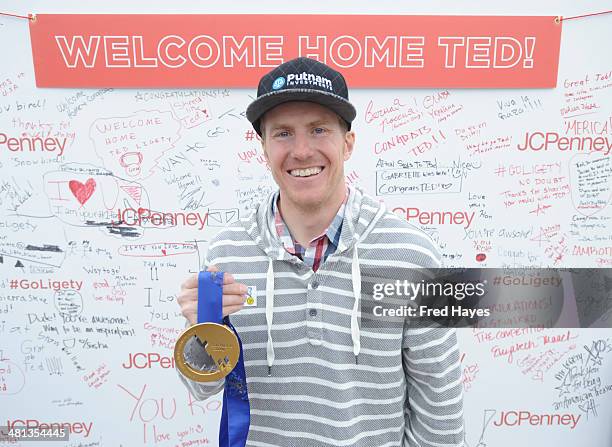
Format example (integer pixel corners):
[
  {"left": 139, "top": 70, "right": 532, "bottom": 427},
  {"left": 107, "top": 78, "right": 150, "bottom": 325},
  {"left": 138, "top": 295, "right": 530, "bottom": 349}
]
[{"left": 272, "top": 187, "right": 348, "bottom": 248}]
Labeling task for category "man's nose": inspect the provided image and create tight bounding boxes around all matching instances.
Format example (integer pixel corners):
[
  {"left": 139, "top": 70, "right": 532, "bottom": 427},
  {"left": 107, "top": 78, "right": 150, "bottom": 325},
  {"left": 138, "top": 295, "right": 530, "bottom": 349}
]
[{"left": 292, "top": 132, "right": 314, "bottom": 159}]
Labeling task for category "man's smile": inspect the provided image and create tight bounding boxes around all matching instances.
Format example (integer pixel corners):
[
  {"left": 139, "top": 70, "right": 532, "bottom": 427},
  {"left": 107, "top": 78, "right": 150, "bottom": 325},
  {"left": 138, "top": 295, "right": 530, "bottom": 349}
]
[{"left": 288, "top": 166, "right": 324, "bottom": 177}]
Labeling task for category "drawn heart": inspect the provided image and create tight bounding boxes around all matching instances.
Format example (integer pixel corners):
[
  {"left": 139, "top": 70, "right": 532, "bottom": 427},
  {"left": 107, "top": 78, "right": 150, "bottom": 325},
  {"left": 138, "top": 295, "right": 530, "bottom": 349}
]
[
  {"left": 161, "top": 249, "right": 167, "bottom": 256},
  {"left": 69, "top": 178, "right": 96, "bottom": 205}
]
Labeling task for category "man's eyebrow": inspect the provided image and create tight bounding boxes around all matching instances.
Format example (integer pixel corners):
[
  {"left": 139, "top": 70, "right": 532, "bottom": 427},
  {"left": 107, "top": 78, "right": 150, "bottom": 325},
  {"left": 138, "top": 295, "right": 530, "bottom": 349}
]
[
  {"left": 307, "top": 119, "right": 334, "bottom": 127},
  {"left": 267, "top": 118, "right": 335, "bottom": 132},
  {"left": 268, "top": 124, "right": 291, "bottom": 132}
]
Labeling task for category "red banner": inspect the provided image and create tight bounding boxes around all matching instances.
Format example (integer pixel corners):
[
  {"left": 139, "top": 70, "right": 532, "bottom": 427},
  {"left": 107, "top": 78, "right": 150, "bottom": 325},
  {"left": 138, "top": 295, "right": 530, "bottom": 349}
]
[{"left": 29, "top": 14, "right": 562, "bottom": 88}]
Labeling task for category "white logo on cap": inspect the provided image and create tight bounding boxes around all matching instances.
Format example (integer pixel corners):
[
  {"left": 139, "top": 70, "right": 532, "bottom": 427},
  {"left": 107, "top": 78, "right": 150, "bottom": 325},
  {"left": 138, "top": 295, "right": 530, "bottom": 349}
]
[
  {"left": 272, "top": 77, "right": 286, "bottom": 90},
  {"left": 286, "top": 72, "right": 333, "bottom": 91}
]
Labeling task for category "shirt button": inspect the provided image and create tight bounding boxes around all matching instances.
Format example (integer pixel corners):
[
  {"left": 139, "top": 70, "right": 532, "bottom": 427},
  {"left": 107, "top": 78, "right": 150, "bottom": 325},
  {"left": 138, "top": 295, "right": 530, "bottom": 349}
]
[
  {"left": 311, "top": 281, "right": 319, "bottom": 289},
  {"left": 309, "top": 309, "right": 318, "bottom": 317}
]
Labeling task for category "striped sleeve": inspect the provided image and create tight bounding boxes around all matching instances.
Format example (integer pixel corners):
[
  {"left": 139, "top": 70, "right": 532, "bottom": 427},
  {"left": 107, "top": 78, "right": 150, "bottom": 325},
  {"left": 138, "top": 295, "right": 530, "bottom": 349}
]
[
  {"left": 402, "top": 328, "right": 464, "bottom": 446},
  {"left": 398, "top": 221, "right": 464, "bottom": 446}
]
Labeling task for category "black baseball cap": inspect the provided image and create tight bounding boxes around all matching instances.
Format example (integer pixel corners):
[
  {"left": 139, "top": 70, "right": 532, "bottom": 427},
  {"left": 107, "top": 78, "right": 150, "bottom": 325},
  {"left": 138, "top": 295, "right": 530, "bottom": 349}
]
[{"left": 246, "top": 57, "right": 357, "bottom": 136}]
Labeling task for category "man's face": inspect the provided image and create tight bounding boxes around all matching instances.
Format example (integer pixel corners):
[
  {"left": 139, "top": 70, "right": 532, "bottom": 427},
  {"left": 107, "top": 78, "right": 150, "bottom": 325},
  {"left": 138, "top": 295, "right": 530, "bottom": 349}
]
[{"left": 261, "top": 101, "right": 355, "bottom": 211}]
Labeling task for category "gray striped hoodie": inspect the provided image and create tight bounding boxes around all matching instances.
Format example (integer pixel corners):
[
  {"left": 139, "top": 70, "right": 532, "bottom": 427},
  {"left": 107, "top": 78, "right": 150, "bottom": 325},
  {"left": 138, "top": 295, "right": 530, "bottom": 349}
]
[{"left": 179, "top": 187, "right": 464, "bottom": 447}]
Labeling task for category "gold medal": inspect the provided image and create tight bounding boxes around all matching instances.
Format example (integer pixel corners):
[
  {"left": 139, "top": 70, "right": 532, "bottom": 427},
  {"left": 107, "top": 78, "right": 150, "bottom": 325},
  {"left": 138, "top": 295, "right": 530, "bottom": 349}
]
[{"left": 174, "top": 322, "right": 241, "bottom": 382}]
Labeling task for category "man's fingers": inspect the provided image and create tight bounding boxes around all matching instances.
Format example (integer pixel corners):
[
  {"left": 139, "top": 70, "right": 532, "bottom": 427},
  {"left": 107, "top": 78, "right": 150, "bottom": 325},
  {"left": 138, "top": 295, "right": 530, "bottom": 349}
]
[
  {"left": 222, "top": 304, "right": 244, "bottom": 317},
  {"left": 183, "top": 296, "right": 243, "bottom": 321},
  {"left": 181, "top": 302, "right": 197, "bottom": 314},
  {"left": 222, "top": 272, "right": 235, "bottom": 284},
  {"left": 181, "top": 274, "right": 198, "bottom": 289},
  {"left": 179, "top": 268, "right": 244, "bottom": 323},
  {"left": 224, "top": 283, "right": 247, "bottom": 296},
  {"left": 180, "top": 305, "right": 197, "bottom": 325},
  {"left": 224, "top": 294, "right": 246, "bottom": 307},
  {"left": 177, "top": 291, "right": 197, "bottom": 306},
  {"left": 206, "top": 265, "right": 235, "bottom": 285},
  {"left": 179, "top": 292, "right": 244, "bottom": 312},
  {"left": 183, "top": 268, "right": 235, "bottom": 289}
]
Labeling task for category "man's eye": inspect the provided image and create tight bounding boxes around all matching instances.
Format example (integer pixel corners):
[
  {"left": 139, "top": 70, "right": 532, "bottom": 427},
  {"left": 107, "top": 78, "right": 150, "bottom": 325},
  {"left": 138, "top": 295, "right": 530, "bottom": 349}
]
[
  {"left": 274, "top": 131, "right": 290, "bottom": 138},
  {"left": 313, "top": 127, "right": 326, "bottom": 134}
]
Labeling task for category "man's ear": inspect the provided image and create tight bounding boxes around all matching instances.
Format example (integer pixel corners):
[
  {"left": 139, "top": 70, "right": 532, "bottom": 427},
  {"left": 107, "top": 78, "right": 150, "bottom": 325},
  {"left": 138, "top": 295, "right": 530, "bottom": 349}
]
[{"left": 343, "top": 130, "right": 356, "bottom": 161}]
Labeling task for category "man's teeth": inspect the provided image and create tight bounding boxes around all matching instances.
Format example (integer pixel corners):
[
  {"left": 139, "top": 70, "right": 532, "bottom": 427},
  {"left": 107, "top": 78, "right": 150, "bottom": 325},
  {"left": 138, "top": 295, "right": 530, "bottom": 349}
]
[{"left": 290, "top": 167, "right": 322, "bottom": 177}]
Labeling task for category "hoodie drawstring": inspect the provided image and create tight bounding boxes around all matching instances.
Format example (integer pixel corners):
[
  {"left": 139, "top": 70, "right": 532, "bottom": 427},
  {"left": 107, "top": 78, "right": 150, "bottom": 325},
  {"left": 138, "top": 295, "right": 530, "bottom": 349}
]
[
  {"left": 264, "top": 249, "right": 362, "bottom": 374},
  {"left": 265, "top": 258, "right": 275, "bottom": 376},
  {"left": 351, "top": 246, "right": 361, "bottom": 364}
]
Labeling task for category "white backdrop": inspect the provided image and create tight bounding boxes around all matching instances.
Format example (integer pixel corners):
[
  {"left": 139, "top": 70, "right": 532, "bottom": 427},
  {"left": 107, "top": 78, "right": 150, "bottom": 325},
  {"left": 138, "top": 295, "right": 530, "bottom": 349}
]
[{"left": 1, "top": 1, "right": 611, "bottom": 446}]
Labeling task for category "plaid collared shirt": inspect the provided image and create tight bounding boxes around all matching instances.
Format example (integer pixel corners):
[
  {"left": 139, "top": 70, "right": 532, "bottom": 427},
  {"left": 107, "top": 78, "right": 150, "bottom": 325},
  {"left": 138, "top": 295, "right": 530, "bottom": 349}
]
[{"left": 272, "top": 190, "right": 347, "bottom": 272}]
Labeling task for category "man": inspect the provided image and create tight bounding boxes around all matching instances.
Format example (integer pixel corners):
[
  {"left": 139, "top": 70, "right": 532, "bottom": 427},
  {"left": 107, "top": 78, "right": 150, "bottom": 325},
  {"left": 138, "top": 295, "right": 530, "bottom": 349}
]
[{"left": 177, "top": 57, "right": 464, "bottom": 447}]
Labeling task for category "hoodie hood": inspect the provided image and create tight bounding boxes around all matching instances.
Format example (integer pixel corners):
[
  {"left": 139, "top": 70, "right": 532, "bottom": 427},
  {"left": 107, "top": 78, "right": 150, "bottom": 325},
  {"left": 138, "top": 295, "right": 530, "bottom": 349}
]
[
  {"left": 244, "top": 186, "right": 386, "bottom": 259},
  {"left": 241, "top": 186, "right": 387, "bottom": 374}
]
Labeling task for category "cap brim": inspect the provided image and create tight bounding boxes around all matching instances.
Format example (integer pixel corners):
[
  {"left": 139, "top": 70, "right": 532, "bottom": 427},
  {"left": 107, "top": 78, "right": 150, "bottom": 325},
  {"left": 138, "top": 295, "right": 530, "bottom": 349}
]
[{"left": 246, "top": 89, "right": 356, "bottom": 135}]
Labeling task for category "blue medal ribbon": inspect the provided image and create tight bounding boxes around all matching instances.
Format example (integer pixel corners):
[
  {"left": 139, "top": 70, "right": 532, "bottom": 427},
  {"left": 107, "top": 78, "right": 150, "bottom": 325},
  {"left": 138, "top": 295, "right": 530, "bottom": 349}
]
[{"left": 198, "top": 271, "right": 250, "bottom": 447}]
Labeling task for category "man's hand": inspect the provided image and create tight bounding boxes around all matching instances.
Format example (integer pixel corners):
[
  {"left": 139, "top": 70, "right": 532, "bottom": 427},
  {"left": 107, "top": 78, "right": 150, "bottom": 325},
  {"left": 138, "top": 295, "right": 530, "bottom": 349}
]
[{"left": 177, "top": 265, "right": 247, "bottom": 325}]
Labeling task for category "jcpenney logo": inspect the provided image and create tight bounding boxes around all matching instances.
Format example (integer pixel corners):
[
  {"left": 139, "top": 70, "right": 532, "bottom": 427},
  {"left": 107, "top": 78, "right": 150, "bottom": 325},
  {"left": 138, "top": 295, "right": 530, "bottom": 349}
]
[
  {"left": 122, "top": 352, "right": 175, "bottom": 369},
  {"left": 493, "top": 410, "right": 581, "bottom": 430}
]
